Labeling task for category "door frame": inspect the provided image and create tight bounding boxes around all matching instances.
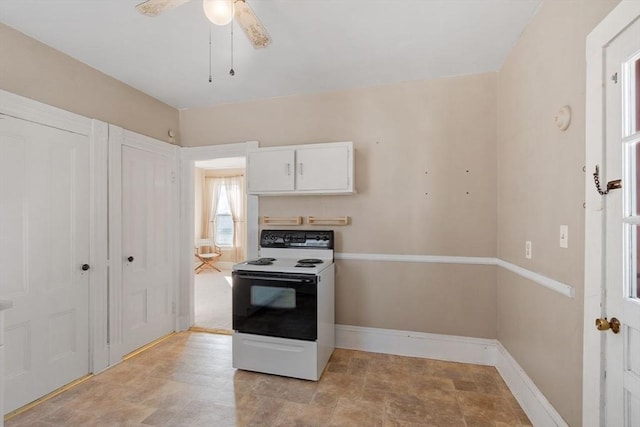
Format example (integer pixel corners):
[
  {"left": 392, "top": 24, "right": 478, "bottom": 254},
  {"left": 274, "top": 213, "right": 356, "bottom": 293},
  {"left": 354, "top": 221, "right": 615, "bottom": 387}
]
[
  {"left": 179, "top": 142, "right": 259, "bottom": 331},
  {"left": 584, "top": 2, "right": 640, "bottom": 425},
  {"left": 107, "top": 125, "right": 180, "bottom": 363},
  {"left": 0, "top": 89, "right": 110, "bottom": 375}
]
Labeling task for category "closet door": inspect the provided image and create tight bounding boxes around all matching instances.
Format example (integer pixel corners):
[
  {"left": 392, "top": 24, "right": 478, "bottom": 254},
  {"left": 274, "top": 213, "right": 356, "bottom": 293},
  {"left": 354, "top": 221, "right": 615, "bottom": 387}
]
[
  {"left": 117, "top": 132, "right": 176, "bottom": 356},
  {"left": 0, "top": 116, "right": 90, "bottom": 412}
]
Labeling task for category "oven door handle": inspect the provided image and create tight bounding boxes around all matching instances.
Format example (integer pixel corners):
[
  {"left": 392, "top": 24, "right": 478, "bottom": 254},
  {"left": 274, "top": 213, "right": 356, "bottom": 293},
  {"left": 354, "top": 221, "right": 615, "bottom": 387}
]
[{"left": 235, "top": 274, "right": 312, "bottom": 283}]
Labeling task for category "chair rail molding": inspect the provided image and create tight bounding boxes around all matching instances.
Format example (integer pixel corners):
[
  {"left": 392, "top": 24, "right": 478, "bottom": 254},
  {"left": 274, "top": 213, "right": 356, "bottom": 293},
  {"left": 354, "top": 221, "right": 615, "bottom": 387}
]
[{"left": 334, "top": 252, "right": 575, "bottom": 298}]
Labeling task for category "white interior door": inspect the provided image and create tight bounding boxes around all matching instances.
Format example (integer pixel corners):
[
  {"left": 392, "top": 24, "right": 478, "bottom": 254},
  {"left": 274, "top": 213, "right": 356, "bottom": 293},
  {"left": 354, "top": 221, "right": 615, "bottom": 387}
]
[
  {"left": 604, "top": 16, "right": 640, "bottom": 427},
  {"left": 120, "top": 141, "right": 176, "bottom": 355},
  {"left": 0, "top": 116, "right": 90, "bottom": 413}
]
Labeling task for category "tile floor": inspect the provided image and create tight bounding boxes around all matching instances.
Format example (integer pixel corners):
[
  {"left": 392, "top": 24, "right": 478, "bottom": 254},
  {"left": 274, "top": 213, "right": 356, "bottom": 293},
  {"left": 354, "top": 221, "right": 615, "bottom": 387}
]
[{"left": 6, "top": 332, "right": 532, "bottom": 426}]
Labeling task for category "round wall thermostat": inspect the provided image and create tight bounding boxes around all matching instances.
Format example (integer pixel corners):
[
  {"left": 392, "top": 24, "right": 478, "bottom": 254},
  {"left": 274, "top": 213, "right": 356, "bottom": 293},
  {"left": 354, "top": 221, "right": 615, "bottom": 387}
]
[{"left": 554, "top": 105, "right": 571, "bottom": 131}]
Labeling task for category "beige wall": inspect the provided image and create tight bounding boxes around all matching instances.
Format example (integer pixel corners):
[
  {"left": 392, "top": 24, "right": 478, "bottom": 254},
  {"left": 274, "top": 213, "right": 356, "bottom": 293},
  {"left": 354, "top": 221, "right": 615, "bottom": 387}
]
[
  {"left": 496, "top": 0, "right": 619, "bottom": 425},
  {"left": 337, "top": 262, "right": 496, "bottom": 338},
  {"left": 4, "top": 2, "right": 618, "bottom": 421},
  {"left": 181, "top": 72, "right": 499, "bottom": 338},
  {"left": 0, "top": 23, "right": 179, "bottom": 144}
]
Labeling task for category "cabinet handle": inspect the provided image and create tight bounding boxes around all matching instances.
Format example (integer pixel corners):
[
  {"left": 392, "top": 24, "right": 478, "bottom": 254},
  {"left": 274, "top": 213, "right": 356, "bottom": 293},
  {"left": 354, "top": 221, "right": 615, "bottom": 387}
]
[
  {"left": 299, "top": 163, "right": 303, "bottom": 175},
  {"left": 286, "top": 163, "right": 291, "bottom": 175}
]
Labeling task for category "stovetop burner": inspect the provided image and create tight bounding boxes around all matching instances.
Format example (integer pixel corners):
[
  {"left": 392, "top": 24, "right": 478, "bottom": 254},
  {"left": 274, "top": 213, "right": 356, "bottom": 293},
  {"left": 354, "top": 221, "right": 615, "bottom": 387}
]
[
  {"left": 234, "top": 230, "right": 334, "bottom": 274},
  {"left": 297, "top": 258, "right": 324, "bottom": 264},
  {"left": 247, "top": 257, "right": 276, "bottom": 265}
]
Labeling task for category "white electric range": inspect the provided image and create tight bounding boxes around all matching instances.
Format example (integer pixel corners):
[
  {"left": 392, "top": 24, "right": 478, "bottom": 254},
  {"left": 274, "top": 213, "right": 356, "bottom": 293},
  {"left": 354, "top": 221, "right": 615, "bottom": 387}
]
[{"left": 231, "top": 230, "right": 335, "bottom": 381}]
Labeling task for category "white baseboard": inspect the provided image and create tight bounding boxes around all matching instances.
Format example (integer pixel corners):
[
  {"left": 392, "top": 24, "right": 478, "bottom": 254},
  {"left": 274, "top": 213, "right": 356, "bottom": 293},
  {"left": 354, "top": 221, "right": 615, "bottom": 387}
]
[
  {"left": 494, "top": 342, "right": 568, "bottom": 427},
  {"left": 335, "top": 324, "right": 567, "bottom": 427},
  {"left": 335, "top": 324, "right": 497, "bottom": 366}
]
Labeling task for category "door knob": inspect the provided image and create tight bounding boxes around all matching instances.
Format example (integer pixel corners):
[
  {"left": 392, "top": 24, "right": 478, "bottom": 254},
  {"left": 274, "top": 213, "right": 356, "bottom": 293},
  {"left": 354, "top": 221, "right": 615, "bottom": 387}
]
[
  {"left": 595, "top": 317, "right": 620, "bottom": 334},
  {"left": 127, "top": 256, "right": 134, "bottom": 262},
  {"left": 81, "top": 264, "right": 90, "bottom": 271}
]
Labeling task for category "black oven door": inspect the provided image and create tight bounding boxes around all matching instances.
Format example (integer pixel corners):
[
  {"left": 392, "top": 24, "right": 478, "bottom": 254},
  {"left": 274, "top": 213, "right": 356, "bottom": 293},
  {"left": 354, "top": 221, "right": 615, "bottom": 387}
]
[{"left": 232, "top": 270, "right": 317, "bottom": 341}]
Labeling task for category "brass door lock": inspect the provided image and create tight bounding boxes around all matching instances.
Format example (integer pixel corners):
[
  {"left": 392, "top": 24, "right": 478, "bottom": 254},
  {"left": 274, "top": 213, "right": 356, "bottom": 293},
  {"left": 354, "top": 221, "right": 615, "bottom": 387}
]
[
  {"left": 593, "top": 165, "right": 622, "bottom": 195},
  {"left": 595, "top": 317, "right": 621, "bottom": 334},
  {"left": 607, "top": 179, "right": 622, "bottom": 191}
]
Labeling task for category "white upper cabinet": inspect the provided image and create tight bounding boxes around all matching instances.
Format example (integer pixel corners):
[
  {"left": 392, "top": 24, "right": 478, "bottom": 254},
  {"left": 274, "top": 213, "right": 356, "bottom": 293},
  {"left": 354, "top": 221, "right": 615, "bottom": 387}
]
[
  {"left": 247, "top": 148, "right": 296, "bottom": 193},
  {"left": 247, "top": 141, "right": 354, "bottom": 195},
  {"left": 296, "top": 144, "right": 350, "bottom": 192}
]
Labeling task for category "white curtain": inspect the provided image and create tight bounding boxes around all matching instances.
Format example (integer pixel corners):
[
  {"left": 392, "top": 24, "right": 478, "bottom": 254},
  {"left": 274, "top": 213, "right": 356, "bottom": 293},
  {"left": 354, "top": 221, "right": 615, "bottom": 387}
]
[
  {"left": 224, "top": 175, "right": 245, "bottom": 261},
  {"left": 203, "top": 177, "right": 224, "bottom": 245}
]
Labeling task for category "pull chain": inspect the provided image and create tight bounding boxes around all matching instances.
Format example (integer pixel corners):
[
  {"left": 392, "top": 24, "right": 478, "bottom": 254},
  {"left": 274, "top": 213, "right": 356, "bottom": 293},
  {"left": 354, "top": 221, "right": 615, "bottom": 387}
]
[
  {"left": 593, "top": 165, "right": 622, "bottom": 195},
  {"left": 229, "top": 19, "right": 235, "bottom": 76},
  {"left": 208, "top": 26, "right": 213, "bottom": 83},
  {"left": 593, "top": 165, "right": 609, "bottom": 195}
]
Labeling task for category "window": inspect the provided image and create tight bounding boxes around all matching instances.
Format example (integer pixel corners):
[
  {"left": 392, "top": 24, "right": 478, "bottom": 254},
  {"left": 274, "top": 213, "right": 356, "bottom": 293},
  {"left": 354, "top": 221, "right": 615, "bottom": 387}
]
[{"left": 214, "top": 185, "right": 233, "bottom": 246}]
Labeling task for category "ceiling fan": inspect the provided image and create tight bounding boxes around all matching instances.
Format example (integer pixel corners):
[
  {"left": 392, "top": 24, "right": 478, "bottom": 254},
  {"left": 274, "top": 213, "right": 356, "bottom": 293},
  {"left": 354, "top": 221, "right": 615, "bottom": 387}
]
[{"left": 136, "top": 0, "right": 271, "bottom": 49}]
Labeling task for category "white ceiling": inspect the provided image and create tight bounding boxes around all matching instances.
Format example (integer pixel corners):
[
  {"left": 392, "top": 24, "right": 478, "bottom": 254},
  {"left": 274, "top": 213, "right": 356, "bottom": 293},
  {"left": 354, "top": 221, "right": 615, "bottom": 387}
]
[{"left": 0, "top": 0, "right": 541, "bottom": 110}]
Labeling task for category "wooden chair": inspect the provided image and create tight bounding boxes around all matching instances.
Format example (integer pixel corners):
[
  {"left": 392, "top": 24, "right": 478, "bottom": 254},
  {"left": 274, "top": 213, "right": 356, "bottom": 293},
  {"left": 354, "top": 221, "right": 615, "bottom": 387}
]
[{"left": 194, "top": 239, "right": 222, "bottom": 273}]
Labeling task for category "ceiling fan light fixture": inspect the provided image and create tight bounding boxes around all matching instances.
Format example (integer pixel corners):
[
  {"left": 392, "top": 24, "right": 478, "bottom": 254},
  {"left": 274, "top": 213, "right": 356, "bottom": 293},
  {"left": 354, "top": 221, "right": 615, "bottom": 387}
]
[{"left": 203, "top": 0, "right": 235, "bottom": 25}]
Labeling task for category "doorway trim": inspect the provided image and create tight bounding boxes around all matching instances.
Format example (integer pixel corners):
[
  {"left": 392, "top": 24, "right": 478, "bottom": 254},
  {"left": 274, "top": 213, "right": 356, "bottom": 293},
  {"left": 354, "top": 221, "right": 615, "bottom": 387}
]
[
  {"left": 584, "top": 2, "right": 640, "bottom": 425},
  {"left": 179, "top": 142, "right": 259, "bottom": 331}
]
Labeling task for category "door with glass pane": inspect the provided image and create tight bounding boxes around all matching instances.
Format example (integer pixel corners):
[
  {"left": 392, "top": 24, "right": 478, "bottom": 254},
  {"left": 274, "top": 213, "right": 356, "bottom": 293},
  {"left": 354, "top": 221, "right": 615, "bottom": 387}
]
[{"left": 604, "top": 15, "right": 640, "bottom": 427}]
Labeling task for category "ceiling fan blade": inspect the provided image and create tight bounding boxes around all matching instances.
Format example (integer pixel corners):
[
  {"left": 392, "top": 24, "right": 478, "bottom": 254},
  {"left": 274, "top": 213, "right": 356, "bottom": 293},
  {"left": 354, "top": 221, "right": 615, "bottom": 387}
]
[
  {"left": 136, "top": 0, "right": 190, "bottom": 17},
  {"left": 234, "top": 0, "right": 271, "bottom": 49}
]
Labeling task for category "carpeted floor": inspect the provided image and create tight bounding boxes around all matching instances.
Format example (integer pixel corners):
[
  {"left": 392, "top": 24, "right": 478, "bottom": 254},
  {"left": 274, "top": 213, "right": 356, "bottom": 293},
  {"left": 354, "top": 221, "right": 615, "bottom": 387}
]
[{"left": 194, "top": 269, "right": 233, "bottom": 331}]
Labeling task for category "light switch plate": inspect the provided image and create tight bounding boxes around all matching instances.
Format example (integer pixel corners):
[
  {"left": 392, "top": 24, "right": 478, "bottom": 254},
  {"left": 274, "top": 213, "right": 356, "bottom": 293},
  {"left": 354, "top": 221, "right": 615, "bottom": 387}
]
[
  {"left": 525, "top": 241, "right": 532, "bottom": 259},
  {"left": 560, "top": 225, "right": 568, "bottom": 248}
]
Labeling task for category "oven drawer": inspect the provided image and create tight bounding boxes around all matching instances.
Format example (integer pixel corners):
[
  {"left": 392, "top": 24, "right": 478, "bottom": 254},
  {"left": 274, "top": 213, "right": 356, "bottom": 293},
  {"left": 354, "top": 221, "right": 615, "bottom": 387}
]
[{"left": 232, "top": 333, "right": 322, "bottom": 381}]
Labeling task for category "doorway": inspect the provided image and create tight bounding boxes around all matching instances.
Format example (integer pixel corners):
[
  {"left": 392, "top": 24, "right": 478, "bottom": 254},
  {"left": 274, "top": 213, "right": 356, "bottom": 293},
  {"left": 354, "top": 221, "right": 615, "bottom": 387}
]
[
  {"left": 192, "top": 157, "right": 247, "bottom": 333},
  {"left": 179, "top": 141, "right": 259, "bottom": 334}
]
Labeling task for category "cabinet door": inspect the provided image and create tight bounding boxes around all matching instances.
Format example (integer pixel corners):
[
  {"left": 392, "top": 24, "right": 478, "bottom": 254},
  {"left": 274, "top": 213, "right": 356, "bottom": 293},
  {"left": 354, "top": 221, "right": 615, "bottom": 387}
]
[
  {"left": 296, "top": 145, "right": 351, "bottom": 192},
  {"left": 247, "top": 149, "right": 295, "bottom": 193}
]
